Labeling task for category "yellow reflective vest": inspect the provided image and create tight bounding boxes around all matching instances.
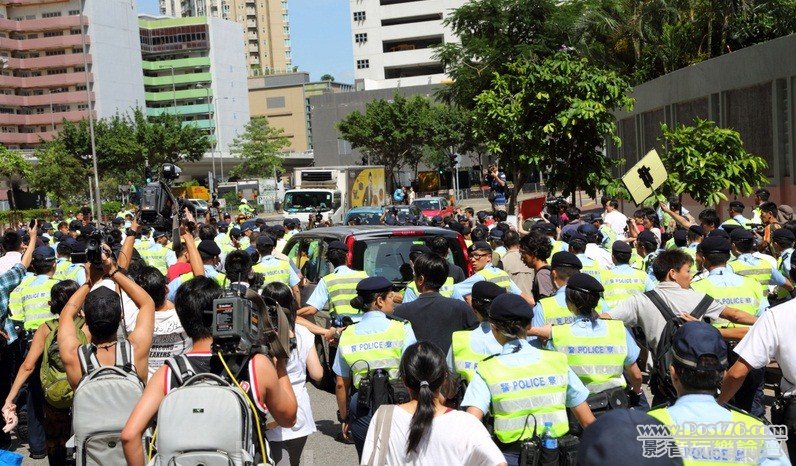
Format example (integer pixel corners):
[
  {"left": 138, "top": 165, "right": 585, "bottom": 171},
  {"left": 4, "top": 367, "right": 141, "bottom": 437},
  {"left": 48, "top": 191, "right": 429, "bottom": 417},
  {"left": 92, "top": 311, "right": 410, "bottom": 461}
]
[
  {"left": 9, "top": 275, "right": 60, "bottom": 331},
  {"left": 551, "top": 319, "right": 628, "bottom": 393},
  {"left": 337, "top": 318, "right": 408, "bottom": 388}
]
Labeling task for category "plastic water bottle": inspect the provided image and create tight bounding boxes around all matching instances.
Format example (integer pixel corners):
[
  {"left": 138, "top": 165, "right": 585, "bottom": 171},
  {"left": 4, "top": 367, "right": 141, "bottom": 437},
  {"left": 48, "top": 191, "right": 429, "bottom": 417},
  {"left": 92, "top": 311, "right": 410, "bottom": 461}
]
[{"left": 541, "top": 421, "right": 558, "bottom": 450}]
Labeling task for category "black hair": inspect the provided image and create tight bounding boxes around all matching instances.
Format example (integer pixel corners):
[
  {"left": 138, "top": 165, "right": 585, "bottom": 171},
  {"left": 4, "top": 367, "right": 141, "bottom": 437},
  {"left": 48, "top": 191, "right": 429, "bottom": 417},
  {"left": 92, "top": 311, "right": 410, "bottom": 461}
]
[
  {"left": 733, "top": 238, "right": 755, "bottom": 254},
  {"left": 729, "top": 203, "right": 744, "bottom": 214},
  {"left": 125, "top": 257, "right": 148, "bottom": 282},
  {"left": 773, "top": 235, "right": 795, "bottom": 249},
  {"left": 503, "top": 230, "right": 520, "bottom": 248},
  {"left": 784, "top": 221, "right": 796, "bottom": 238},
  {"left": 698, "top": 208, "right": 720, "bottom": 228},
  {"left": 32, "top": 258, "right": 54, "bottom": 275},
  {"left": 175, "top": 276, "right": 223, "bottom": 340},
  {"left": 399, "top": 342, "right": 448, "bottom": 455},
  {"left": 413, "top": 253, "right": 448, "bottom": 291},
  {"left": 641, "top": 207, "right": 660, "bottom": 228},
  {"left": 673, "top": 233, "right": 687, "bottom": 248},
  {"left": 262, "top": 281, "right": 295, "bottom": 328},
  {"left": 225, "top": 250, "right": 252, "bottom": 283},
  {"left": 686, "top": 230, "right": 702, "bottom": 243},
  {"left": 613, "top": 250, "right": 631, "bottom": 264},
  {"left": 701, "top": 251, "right": 730, "bottom": 268},
  {"left": 350, "top": 289, "right": 391, "bottom": 312},
  {"left": 673, "top": 356, "right": 723, "bottom": 394},
  {"left": 552, "top": 265, "right": 579, "bottom": 282},
  {"left": 135, "top": 266, "right": 167, "bottom": 308},
  {"left": 50, "top": 280, "right": 79, "bottom": 315},
  {"left": 566, "top": 206, "right": 580, "bottom": 220},
  {"left": 490, "top": 317, "right": 531, "bottom": 339},
  {"left": 760, "top": 201, "right": 778, "bottom": 217},
  {"left": 608, "top": 199, "right": 619, "bottom": 209},
  {"left": 2, "top": 231, "right": 21, "bottom": 252},
  {"left": 636, "top": 237, "right": 658, "bottom": 255},
  {"left": 519, "top": 232, "right": 552, "bottom": 261},
  {"left": 84, "top": 287, "right": 123, "bottom": 341},
  {"left": 652, "top": 249, "right": 693, "bottom": 282},
  {"left": 495, "top": 210, "right": 508, "bottom": 222},
  {"left": 430, "top": 235, "right": 450, "bottom": 256},
  {"left": 568, "top": 238, "right": 587, "bottom": 254},
  {"left": 471, "top": 227, "right": 487, "bottom": 242},
  {"left": 327, "top": 248, "right": 347, "bottom": 267},
  {"left": 565, "top": 287, "right": 600, "bottom": 325}
]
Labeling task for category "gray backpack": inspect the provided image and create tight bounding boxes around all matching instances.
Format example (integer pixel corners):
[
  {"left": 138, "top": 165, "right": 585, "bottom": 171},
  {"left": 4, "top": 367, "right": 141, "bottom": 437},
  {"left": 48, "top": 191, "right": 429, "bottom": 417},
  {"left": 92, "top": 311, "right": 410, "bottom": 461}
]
[
  {"left": 149, "top": 355, "right": 260, "bottom": 465},
  {"left": 72, "top": 340, "right": 145, "bottom": 466}
]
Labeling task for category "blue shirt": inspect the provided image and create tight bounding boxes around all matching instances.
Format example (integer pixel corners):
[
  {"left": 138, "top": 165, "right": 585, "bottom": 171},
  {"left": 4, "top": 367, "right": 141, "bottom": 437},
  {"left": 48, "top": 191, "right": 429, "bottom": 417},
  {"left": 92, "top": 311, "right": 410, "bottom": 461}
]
[
  {"left": 256, "top": 255, "right": 300, "bottom": 287},
  {"left": 331, "top": 311, "right": 417, "bottom": 378},
  {"left": 454, "top": 265, "right": 522, "bottom": 297},
  {"left": 306, "top": 265, "right": 366, "bottom": 310},
  {"left": 531, "top": 286, "right": 611, "bottom": 329},
  {"left": 546, "top": 317, "right": 640, "bottom": 366},
  {"left": 611, "top": 264, "right": 656, "bottom": 292},
  {"left": 700, "top": 267, "right": 769, "bottom": 316},
  {"left": 461, "top": 339, "right": 590, "bottom": 414},
  {"left": 403, "top": 282, "right": 464, "bottom": 303},
  {"left": 487, "top": 172, "right": 508, "bottom": 205},
  {"left": 446, "top": 322, "right": 503, "bottom": 371},
  {"left": 730, "top": 254, "right": 788, "bottom": 286},
  {"left": 663, "top": 394, "right": 790, "bottom": 466},
  {"left": 56, "top": 258, "right": 86, "bottom": 285},
  {"left": 167, "top": 264, "right": 223, "bottom": 302}
]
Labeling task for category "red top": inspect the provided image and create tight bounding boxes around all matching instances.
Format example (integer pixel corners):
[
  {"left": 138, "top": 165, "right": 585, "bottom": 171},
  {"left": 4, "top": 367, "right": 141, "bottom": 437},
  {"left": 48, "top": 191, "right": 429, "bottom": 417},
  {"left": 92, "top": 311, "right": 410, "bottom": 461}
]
[{"left": 166, "top": 262, "right": 192, "bottom": 283}]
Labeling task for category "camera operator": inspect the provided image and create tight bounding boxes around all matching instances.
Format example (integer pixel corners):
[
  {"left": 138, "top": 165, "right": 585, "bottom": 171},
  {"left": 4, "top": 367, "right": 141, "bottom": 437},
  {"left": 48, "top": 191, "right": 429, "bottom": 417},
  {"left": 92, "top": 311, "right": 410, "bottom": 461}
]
[
  {"left": 484, "top": 163, "right": 507, "bottom": 212},
  {"left": 380, "top": 206, "right": 401, "bottom": 226},
  {"left": 121, "top": 276, "right": 298, "bottom": 466}
]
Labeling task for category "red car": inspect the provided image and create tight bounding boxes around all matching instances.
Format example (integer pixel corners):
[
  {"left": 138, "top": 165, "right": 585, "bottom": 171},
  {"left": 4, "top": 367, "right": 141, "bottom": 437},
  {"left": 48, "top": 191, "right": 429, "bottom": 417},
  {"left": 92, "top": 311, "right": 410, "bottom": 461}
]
[{"left": 411, "top": 196, "right": 455, "bottom": 219}]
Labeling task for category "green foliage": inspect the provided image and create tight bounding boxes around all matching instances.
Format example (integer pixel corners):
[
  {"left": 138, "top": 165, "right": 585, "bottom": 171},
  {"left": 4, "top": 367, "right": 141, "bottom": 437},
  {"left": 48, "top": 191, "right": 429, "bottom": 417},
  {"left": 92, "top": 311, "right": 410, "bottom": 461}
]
[
  {"left": 28, "top": 143, "right": 88, "bottom": 205},
  {"left": 0, "top": 208, "right": 53, "bottom": 225},
  {"left": 473, "top": 52, "right": 634, "bottom": 200},
  {"left": 0, "top": 147, "right": 33, "bottom": 210},
  {"left": 221, "top": 190, "right": 239, "bottom": 206},
  {"left": 102, "top": 201, "right": 123, "bottom": 216},
  {"left": 320, "top": 74, "right": 335, "bottom": 82},
  {"left": 229, "top": 116, "right": 290, "bottom": 180},
  {"left": 658, "top": 119, "right": 769, "bottom": 206}
]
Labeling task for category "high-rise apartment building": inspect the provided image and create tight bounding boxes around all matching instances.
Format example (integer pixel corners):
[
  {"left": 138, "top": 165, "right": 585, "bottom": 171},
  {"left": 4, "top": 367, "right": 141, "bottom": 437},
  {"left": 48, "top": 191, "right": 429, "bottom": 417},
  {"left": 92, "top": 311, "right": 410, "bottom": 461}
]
[
  {"left": 0, "top": 0, "right": 145, "bottom": 149},
  {"left": 139, "top": 15, "right": 249, "bottom": 153},
  {"left": 159, "top": 0, "right": 291, "bottom": 76},
  {"left": 349, "top": 0, "right": 466, "bottom": 90}
]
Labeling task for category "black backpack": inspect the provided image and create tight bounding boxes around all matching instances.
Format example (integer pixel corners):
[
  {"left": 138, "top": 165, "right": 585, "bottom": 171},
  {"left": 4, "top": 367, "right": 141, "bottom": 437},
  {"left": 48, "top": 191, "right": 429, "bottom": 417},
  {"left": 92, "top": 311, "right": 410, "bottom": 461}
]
[{"left": 644, "top": 290, "right": 713, "bottom": 401}]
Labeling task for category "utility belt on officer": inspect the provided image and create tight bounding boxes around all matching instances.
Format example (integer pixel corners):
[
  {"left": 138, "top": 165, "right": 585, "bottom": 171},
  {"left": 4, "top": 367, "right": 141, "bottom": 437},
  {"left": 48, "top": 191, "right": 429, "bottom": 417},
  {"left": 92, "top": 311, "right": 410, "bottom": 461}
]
[
  {"left": 771, "top": 375, "right": 796, "bottom": 426},
  {"left": 352, "top": 368, "right": 410, "bottom": 413},
  {"left": 586, "top": 387, "right": 629, "bottom": 415},
  {"left": 496, "top": 434, "right": 579, "bottom": 466}
]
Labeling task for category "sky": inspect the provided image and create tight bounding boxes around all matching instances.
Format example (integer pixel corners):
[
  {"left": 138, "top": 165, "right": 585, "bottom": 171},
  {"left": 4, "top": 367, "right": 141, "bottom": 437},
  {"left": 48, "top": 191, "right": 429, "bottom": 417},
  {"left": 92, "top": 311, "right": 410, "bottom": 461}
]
[{"left": 136, "top": 0, "right": 354, "bottom": 83}]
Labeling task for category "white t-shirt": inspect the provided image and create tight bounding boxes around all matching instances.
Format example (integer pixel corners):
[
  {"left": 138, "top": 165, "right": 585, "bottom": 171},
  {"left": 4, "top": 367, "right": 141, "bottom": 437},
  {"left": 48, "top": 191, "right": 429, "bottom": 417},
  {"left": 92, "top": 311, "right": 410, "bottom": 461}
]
[
  {"left": 734, "top": 300, "right": 796, "bottom": 396},
  {"left": 266, "top": 325, "right": 316, "bottom": 442},
  {"left": 603, "top": 210, "right": 628, "bottom": 239},
  {"left": 148, "top": 309, "right": 192, "bottom": 380},
  {"left": 361, "top": 406, "right": 505, "bottom": 466}
]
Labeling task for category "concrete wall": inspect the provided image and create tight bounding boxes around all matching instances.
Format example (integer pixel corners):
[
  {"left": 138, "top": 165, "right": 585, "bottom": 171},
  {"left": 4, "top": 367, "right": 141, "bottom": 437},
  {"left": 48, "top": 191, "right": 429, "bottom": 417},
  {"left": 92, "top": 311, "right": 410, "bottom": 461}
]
[
  {"left": 248, "top": 72, "right": 310, "bottom": 152},
  {"left": 86, "top": 0, "right": 145, "bottom": 117},
  {"left": 614, "top": 34, "right": 796, "bottom": 213},
  {"left": 209, "top": 16, "right": 249, "bottom": 152}
]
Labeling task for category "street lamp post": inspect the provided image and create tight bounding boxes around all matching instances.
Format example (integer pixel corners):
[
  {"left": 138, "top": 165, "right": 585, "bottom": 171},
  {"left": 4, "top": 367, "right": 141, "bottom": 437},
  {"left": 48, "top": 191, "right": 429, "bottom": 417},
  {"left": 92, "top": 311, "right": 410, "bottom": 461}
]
[{"left": 79, "top": 0, "right": 101, "bottom": 225}]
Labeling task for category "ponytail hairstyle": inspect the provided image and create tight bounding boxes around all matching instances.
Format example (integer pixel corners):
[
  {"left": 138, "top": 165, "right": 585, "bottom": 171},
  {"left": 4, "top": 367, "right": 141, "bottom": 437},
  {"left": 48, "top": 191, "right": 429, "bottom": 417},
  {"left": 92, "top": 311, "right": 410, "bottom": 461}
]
[
  {"left": 349, "top": 289, "right": 391, "bottom": 312},
  {"left": 565, "top": 287, "right": 600, "bottom": 327},
  {"left": 489, "top": 317, "right": 532, "bottom": 340},
  {"left": 399, "top": 342, "right": 448, "bottom": 455}
]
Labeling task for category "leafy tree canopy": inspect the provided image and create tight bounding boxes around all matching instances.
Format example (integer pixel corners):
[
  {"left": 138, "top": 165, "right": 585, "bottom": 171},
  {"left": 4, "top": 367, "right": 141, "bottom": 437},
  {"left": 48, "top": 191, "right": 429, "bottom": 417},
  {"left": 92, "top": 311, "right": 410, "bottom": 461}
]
[{"left": 229, "top": 116, "right": 290, "bottom": 180}]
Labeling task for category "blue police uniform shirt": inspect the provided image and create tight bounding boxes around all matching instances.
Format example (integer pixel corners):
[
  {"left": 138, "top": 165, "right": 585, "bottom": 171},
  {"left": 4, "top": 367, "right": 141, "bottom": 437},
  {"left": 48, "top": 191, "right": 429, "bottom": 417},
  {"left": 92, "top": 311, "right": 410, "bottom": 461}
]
[
  {"left": 698, "top": 267, "right": 769, "bottom": 316},
  {"left": 610, "top": 264, "right": 657, "bottom": 292},
  {"left": 664, "top": 394, "right": 790, "bottom": 466},
  {"left": 729, "top": 253, "right": 788, "bottom": 286},
  {"left": 549, "top": 238, "right": 568, "bottom": 252},
  {"left": 166, "top": 249, "right": 178, "bottom": 267},
  {"left": 780, "top": 248, "right": 794, "bottom": 276},
  {"left": 734, "top": 214, "right": 752, "bottom": 226},
  {"left": 167, "top": 264, "right": 223, "bottom": 302},
  {"left": 531, "top": 286, "right": 611, "bottom": 329},
  {"left": 461, "top": 338, "right": 590, "bottom": 414},
  {"left": 446, "top": 322, "right": 503, "bottom": 371},
  {"left": 454, "top": 264, "right": 522, "bottom": 297},
  {"left": 306, "top": 265, "right": 365, "bottom": 310},
  {"left": 256, "top": 255, "right": 300, "bottom": 287},
  {"left": 56, "top": 258, "right": 86, "bottom": 285},
  {"left": 545, "top": 317, "right": 640, "bottom": 366},
  {"left": 403, "top": 282, "right": 464, "bottom": 303},
  {"left": 332, "top": 310, "right": 417, "bottom": 378}
]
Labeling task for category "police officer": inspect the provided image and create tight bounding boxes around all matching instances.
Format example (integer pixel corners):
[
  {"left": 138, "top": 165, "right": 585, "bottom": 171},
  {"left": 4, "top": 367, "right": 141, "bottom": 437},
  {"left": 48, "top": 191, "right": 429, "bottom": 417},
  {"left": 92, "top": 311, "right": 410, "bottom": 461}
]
[
  {"left": 333, "top": 276, "right": 416, "bottom": 459},
  {"left": 751, "top": 188, "right": 770, "bottom": 224},
  {"left": 690, "top": 236, "right": 767, "bottom": 416},
  {"left": 239, "top": 221, "right": 255, "bottom": 251},
  {"left": 133, "top": 226, "right": 153, "bottom": 257},
  {"left": 635, "top": 230, "right": 661, "bottom": 282},
  {"left": 403, "top": 245, "right": 461, "bottom": 302},
  {"left": 772, "top": 228, "right": 795, "bottom": 278},
  {"left": 462, "top": 293, "right": 595, "bottom": 466},
  {"left": 454, "top": 241, "right": 530, "bottom": 304},
  {"left": 600, "top": 241, "right": 654, "bottom": 307},
  {"left": 567, "top": 233, "right": 604, "bottom": 280},
  {"left": 723, "top": 200, "right": 751, "bottom": 229},
  {"left": 532, "top": 221, "right": 568, "bottom": 255},
  {"left": 166, "top": 239, "right": 226, "bottom": 301},
  {"left": 298, "top": 240, "right": 368, "bottom": 322},
  {"left": 252, "top": 235, "right": 300, "bottom": 304},
  {"left": 53, "top": 238, "right": 86, "bottom": 285},
  {"left": 140, "top": 230, "right": 170, "bottom": 275},
  {"left": 546, "top": 273, "right": 643, "bottom": 406},
  {"left": 649, "top": 321, "right": 788, "bottom": 465},
  {"left": 447, "top": 281, "right": 504, "bottom": 383},
  {"left": 533, "top": 252, "right": 608, "bottom": 327},
  {"left": 9, "top": 246, "right": 60, "bottom": 335},
  {"left": 239, "top": 198, "right": 254, "bottom": 217},
  {"left": 728, "top": 228, "right": 793, "bottom": 295}
]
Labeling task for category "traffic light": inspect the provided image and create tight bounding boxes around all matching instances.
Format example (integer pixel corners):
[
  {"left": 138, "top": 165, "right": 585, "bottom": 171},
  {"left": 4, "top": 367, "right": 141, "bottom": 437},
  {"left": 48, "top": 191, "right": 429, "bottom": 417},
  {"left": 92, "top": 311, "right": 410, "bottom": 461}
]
[
  {"left": 448, "top": 152, "right": 457, "bottom": 168},
  {"left": 144, "top": 166, "right": 153, "bottom": 183}
]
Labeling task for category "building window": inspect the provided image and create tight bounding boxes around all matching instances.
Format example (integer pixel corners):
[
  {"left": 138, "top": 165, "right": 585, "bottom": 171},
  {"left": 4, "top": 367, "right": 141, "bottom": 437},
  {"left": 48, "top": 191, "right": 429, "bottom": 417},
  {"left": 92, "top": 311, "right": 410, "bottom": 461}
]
[
  {"left": 284, "top": 38, "right": 290, "bottom": 47},
  {"left": 285, "top": 50, "right": 290, "bottom": 58},
  {"left": 77, "top": 104, "right": 88, "bottom": 111},
  {"left": 355, "top": 33, "right": 367, "bottom": 43},
  {"left": 282, "top": 14, "right": 288, "bottom": 21},
  {"left": 356, "top": 59, "right": 369, "bottom": 69},
  {"left": 70, "top": 28, "right": 81, "bottom": 35},
  {"left": 41, "top": 11, "right": 62, "bottom": 18},
  {"left": 43, "top": 31, "right": 62, "bottom": 37},
  {"left": 68, "top": 9, "right": 80, "bottom": 15},
  {"left": 72, "top": 47, "right": 82, "bottom": 53},
  {"left": 281, "top": 1, "right": 288, "bottom": 10},
  {"left": 266, "top": 96, "right": 285, "bottom": 109},
  {"left": 74, "top": 66, "right": 85, "bottom": 72},
  {"left": 283, "top": 26, "right": 289, "bottom": 34},
  {"left": 353, "top": 11, "right": 366, "bottom": 21},
  {"left": 47, "top": 68, "right": 67, "bottom": 75},
  {"left": 45, "top": 50, "right": 65, "bottom": 56},
  {"left": 76, "top": 84, "right": 87, "bottom": 91}
]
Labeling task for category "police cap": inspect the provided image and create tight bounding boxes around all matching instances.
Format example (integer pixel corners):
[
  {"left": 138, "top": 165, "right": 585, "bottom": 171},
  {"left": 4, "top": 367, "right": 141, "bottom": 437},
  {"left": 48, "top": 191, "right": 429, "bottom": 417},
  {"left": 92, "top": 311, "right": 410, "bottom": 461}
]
[
  {"left": 229, "top": 227, "right": 241, "bottom": 238},
  {"left": 488, "top": 228, "right": 504, "bottom": 239},
  {"left": 577, "top": 223, "right": 599, "bottom": 236},
  {"left": 327, "top": 240, "right": 348, "bottom": 252},
  {"left": 112, "top": 217, "right": 124, "bottom": 225},
  {"left": 42, "top": 222, "right": 53, "bottom": 231},
  {"left": 729, "top": 201, "right": 745, "bottom": 211},
  {"left": 256, "top": 235, "right": 274, "bottom": 247},
  {"left": 772, "top": 228, "right": 795, "bottom": 242},
  {"left": 531, "top": 222, "right": 557, "bottom": 234},
  {"left": 68, "top": 220, "right": 82, "bottom": 232},
  {"left": 550, "top": 251, "right": 582, "bottom": 269},
  {"left": 755, "top": 188, "right": 770, "bottom": 199},
  {"left": 672, "top": 229, "right": 688, "bottom": 246},
  {"left": 612, "top": 240, "right": 632, "bottom": 254},
  {"left": 152, "top": 230, "right": 168, "bottom": 239},
  {"left": 636, "top": 230, "right": 658, "bottom": 246},
  {"left": 697, "top": 236, "right": 731, "bottom": 254},
  {"left": 488, "top": 294, "right": 533, "bottom": 321},
  {"left": 32, "top": 246, "right": 56, "bottom": 261},
  {"left": 578, "top": 410, "right": 678, "bottom": 466},
  {"left": 472, "top": 281, "right": 506, "bottom": 303},
  {"left": 356, "top": 276, "right": 393, "bottom": 295},
  {"left": 568, "top": 232, "right": 588, "bottom": 244},
  {"left": 567, "top": 273, "right": 604, "bottom": 295},
  {"left": 709, "top": 228, "right": 729, "bottom": 239},
  {"left": 470, "top": 241, "right": 492, "bottom": 253},
  {"left": 672, "top": 321, "right": 727, "bottom": 370},
  {"left": 241, "top": 221, "right": 255, "bottom": 232},
  {"left": 730, "top": 228, "right": 753, "bottom": 241},
  {"left": 688, "top": 225, "right": 705, "bottom": 237},
  {"left": 197, "top": 240, "right": 221, "bottom": 257},
  {"left": 271, "top": 224, "right": 285, "bottom": 234}
]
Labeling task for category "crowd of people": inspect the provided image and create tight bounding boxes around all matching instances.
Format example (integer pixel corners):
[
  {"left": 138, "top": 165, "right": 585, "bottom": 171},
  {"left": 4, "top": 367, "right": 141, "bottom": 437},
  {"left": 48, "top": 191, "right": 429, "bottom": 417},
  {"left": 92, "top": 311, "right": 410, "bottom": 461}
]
[{"left": 0, "top": 187, "right": 793, "bottom": 465}]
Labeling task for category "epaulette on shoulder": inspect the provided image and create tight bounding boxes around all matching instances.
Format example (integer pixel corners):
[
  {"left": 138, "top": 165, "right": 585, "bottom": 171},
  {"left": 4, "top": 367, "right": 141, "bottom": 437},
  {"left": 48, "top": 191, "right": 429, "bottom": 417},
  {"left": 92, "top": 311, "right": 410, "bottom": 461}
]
[{"left": 387, "top": 314, "right": 409, "bottom": 324}]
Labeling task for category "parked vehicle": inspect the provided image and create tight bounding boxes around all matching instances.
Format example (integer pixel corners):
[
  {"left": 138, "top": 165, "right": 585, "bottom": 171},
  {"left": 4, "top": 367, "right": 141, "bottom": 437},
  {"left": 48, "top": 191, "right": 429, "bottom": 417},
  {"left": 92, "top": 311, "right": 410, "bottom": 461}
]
[
  {"left": 343, "top": 207, "right": 383, "bottom": 225},
  {"left": 185, "top": 198, "right": 208, "bottom": 217},
  {"left": 411, "top": 196, "right": 456, "bottom": 219}
]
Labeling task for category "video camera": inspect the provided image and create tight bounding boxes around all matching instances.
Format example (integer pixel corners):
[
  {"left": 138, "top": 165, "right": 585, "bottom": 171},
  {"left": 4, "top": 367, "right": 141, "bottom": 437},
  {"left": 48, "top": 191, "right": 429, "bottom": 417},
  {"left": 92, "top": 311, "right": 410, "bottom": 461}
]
[
  {"left": 139, "top": 163, "right": 181, "bottom": 231},
  {"left": 211, "top": 287, "right": 293, "bottom": 360},
  {"left": 85, "top": 229, "right": 116, "bottom": 265}
]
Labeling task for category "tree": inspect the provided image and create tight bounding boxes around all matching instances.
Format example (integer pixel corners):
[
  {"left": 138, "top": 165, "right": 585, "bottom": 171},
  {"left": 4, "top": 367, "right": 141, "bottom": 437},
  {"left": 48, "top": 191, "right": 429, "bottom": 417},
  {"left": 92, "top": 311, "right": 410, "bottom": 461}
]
[
  {"left": 337, "top": 93, "right": 432, "bottom": 189},
  {"left": 133, "top": 109, "right": 210, "bottom": 168},
  {"left": 0, "top": 147, "right": 32, "bottom": 210},
  {"left": 320, "top": 74, "right": 335, "bottom": 82},
  {"left": 229, "top": 116, "right": 290, "bottom": 179},
  {"left": 28, "top": 143, "right": 88, "bottom": 205},
  {"left": 473, "top": 52, "right": 634, "bottom": 207},
  {"left": 657, "top": 119, "right": 768, "bottom": 206}
]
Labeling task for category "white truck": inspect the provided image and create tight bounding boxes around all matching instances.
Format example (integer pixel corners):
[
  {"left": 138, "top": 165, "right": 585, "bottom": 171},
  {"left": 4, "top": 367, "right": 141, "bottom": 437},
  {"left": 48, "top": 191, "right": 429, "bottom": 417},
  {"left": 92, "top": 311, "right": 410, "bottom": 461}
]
[{"left": 282, "top": 166, "right": 386, "bottom": 224}]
